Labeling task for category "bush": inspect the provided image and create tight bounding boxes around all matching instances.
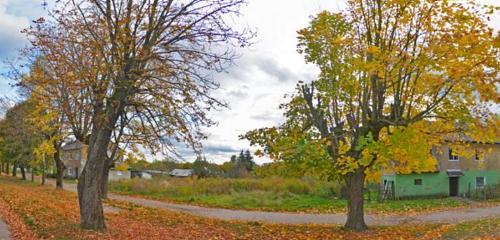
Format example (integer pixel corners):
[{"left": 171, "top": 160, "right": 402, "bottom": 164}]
[{"left": 469, "top": 184, "right": 500, "bottom": 200}]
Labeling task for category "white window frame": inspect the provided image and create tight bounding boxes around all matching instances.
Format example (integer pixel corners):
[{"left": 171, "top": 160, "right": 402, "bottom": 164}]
[
  {"left": 67, "top": 167, "right": 73, "bottom": 176},
  {"left": 476, "top": 176, "right": 486, "bottom": 188},
  {"left": 448, "top": 148, "right": 459, "bottom": 161}
]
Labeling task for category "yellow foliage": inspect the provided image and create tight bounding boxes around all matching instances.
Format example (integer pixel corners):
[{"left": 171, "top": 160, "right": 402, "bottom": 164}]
[{"left": 115, "top": 163, "right": 129, "bottom": 171}]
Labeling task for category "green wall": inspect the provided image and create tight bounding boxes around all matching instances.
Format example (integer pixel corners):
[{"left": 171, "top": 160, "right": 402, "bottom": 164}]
[
  {"left": 382, "top": 170, "right": 500, "bottom": 199},
  {"left": 458, "top": 170, "right": 500, "bottom": 194},
  {"left": 396, "top": 172, "right": 449, "bottom": 198}
]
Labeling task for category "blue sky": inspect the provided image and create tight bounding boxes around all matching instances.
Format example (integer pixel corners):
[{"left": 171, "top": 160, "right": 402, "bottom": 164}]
[
  {"left": 0, "top": 0, "right": 499, "bottom": 164},
  {"left": 0, "top": 0, "right": 49, "bottom": 98}
]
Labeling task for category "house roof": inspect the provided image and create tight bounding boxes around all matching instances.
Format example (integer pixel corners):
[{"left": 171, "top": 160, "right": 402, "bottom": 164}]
[
  {"left": 169, "top": 169, "right": 193, "bottom": 177},
  {"left": 61, "top": 140, "right": 124, "bottom": 158},
  {"left": 61, "top": 140, "right": 85, "bottom": 151},
  {"left": 443, "top": 132, "right": 500, "bottom": 145},
  {"left": 143, "top": 170, "right": 169, "bottom": 174}
]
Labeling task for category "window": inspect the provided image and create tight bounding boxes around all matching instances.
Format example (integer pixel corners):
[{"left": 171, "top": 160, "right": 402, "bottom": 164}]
[
  {"left": 448, "top": 148, "right": 459, "bottom": 161},
  {"left": 476, "top": 177, "right": 485, "bottom": 188},
  {"left": 414, "top": 179, "right": 422, "bottom": 185},
  {"left": 475, "top": 150, "right": 483, "bottom": 161},
  {"left": 67, "top": 167, "right": 73, "bottom": 176}
]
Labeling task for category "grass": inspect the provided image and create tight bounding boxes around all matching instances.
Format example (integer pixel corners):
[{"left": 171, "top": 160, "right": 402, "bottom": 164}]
[
  {"left": 185, "top": 192, "right": 343, "bottom": 212},
  {"left": 109, "top": 177, "right": 472, "bottom": 214},
  {"left": 365, "top": 198, "right": 467, "bottom": 214},
  {"left": 0, "top": 175, "right": 458, "bottom": 240},
  {"left": 440, "top": 218, "right": 500, "bottom": 240}
]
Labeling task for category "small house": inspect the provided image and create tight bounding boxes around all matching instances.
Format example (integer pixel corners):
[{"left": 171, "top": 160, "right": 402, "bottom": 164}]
[
  {"left": 382, "top": 141, "right": 500, "bottom": 199},
  {"left": 60, "top": 140, "right": 124, "bottom": 179},
  {"left": 169, "top": 169, "right": 193, "bottom": 178},
  {"left": 60, "top": 141, "right": 88, "bottom": 179},
  {"left": 108, "top": 170, "right": 132, "bottom": 181},
  {"left": 131, "top": 170, "right": 155, "bottom": 179}
]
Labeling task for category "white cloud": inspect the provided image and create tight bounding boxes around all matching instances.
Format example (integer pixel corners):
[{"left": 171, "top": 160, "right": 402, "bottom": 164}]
[
  {"left": 0, "top": 0, "right": 29, "bottom": 57},
  {"left": 191, "top": 0, "right": 341, "bottom": 164},
  {"left": 0, "top": 0, "right": 49, "bottom": 97}
]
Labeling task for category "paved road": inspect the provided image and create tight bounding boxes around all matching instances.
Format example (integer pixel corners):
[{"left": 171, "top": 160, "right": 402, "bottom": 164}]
[
  {"left": 0, "top": 218, "right": 10, "bottom": 240},
  {"left": 8, "top": 176, "right": 500, "bottom": 226}
]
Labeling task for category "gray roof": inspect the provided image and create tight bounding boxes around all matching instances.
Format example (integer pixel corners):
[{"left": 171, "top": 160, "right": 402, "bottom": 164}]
[
  {"left": 443, "top": 131, "right": 499, "bottom": 145},
  {"left": 61, "top": 140, "right": 85, "bottom": 151},
  {"left": 169, "top": 169, "right": 193, "bottom": 177},
  {"left": 447, "top": 169, "right": 464, "bottom": 177},
  {"left": 143, "top": 170, "right": 169, "bottom": 174}
]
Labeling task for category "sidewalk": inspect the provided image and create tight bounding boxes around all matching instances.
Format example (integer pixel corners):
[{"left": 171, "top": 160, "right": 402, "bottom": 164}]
[{"left": 0, "top": 218, "right": 10, "bottom": 240}]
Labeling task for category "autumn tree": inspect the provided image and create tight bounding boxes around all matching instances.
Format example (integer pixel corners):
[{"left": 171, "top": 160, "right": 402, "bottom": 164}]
[
  {"left": 245, "top": 1, "right": 500, "bottom": 231},
  {"left": 20, "top": 60, "right": 127, "bottom": 194},
  {"left": 193, "top": 156, "right": 224, "bottom": 178},
  {"left": 226, "top": 150, "right": 255, "bottom": 177},
  {"left": 0, "top": 100, "right": 44, "bottom": 181},
  {"left": 19, "top": 0, "right": 252, "bottom": 230},
  {"left": 15, "top": 41, "right": 96, "bottom": 187},
  {"left": 27, "top": 78, "right": 67, "bottom": 189}
]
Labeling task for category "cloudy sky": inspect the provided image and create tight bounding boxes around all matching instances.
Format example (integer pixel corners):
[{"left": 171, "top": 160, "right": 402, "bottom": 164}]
[{"left": 0, "top": 0, "right": 499, "bottom": 164}]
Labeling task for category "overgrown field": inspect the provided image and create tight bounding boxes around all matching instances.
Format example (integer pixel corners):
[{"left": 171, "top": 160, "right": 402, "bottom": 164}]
[
  {"left": 0, "top": 175, "right": 456, "bottom": 240},
  {"left": 109, "top": 177, "right": 470, "bottom": 214}
]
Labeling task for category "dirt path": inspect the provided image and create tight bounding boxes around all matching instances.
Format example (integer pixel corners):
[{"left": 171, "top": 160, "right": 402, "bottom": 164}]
[
  {"left": 11, "top": 176, "right": 500, "bottom": 226},
  {"left": 49, "top": 179, "right": 500, "bottom": 226},
  {"left": 0, "top": 218, "right": 10, "bottom": 240}
]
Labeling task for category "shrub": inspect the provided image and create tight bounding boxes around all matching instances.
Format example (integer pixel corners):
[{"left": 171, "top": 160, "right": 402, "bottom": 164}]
[{"left": 469, "top": 184, "right": 500, "bottom": 200}]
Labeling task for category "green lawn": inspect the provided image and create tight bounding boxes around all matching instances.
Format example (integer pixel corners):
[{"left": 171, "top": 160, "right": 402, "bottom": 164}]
[
  {"left": 168, "top": 191, "right": 345, "bottom": 212},
  {"left": 109, "top": 177, "right": 471, "bottom": 214}
]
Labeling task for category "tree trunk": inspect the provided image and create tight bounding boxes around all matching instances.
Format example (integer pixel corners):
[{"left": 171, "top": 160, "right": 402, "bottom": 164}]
[
  {"left": 100, "top": 158, "right": 112, "bottom": 199},
  {"left": 54, "top": 146, "right": 64, "bottom": 189},
  {"left": 5, "top": 163, "right": 9, "bottom": 174},
  {"left": 41, "top": 154, "right": 46, "bottom": 185},
  {"left": 12, "top": 163, "right": 17, "bottom": 177},
  {"left": 77, "top": 127, "right": 112, "bottom": 230},
  {"left": 344, "top": 167, "right": 368, "bottom": 231},
  {"left": 20, "top": 166, "right": 26, "bottom": 180}
]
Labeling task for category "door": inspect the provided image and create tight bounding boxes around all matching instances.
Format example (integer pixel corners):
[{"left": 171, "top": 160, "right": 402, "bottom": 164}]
[{"left": 449, "top": 177, "right": 459, "bottom": 196}]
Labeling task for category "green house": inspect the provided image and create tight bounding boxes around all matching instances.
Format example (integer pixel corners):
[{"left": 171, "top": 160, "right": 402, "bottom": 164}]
[{"left": 382, "top": 143, "right": 500, "bottom": 199}]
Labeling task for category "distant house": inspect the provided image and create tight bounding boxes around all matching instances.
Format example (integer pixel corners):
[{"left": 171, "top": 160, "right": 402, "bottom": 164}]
[
  {"left": 169, "top": 169, "right": 193, "bottom": 178},
  {"left": 382, "top": 141, "right": 500, "bottom": 199},
  {"left": 60, "top": 140, "right": 124, "bottom": 179},
  {"left": 60, "top": 141, "right": 88, "bottom": 179},
  {"left": 108, "top": 170, "right": 132, "bottom": 181},
  {"left": 131, "top": 170, "right": 155, "bottom": 179}
]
